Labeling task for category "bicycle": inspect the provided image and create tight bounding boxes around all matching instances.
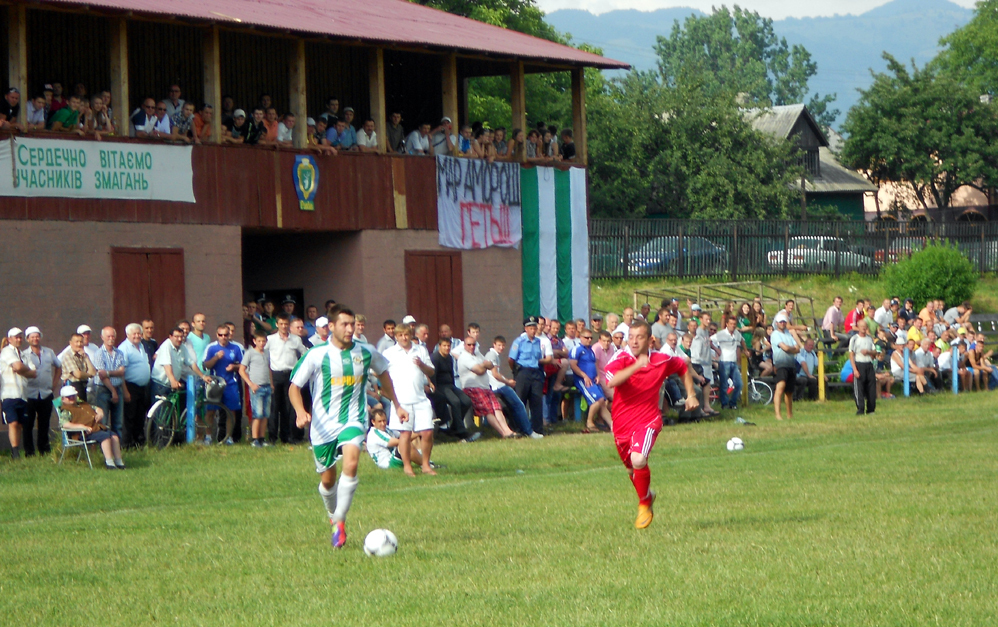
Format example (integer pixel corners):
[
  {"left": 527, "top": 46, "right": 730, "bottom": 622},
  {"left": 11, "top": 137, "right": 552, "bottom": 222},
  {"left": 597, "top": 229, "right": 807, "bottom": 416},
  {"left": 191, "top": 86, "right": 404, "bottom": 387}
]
[
  {"left": 145, "top": 382, "right": 232, "bottom": 448},
  {"left": 708, "top": 373, "right": 774, "bottom": 406}
]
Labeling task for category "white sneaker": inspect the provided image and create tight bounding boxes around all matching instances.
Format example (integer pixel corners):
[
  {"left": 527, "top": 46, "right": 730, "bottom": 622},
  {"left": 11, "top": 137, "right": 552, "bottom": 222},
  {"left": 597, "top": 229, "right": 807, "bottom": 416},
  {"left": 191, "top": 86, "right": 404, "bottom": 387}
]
[
  {"left": 203, "top": 435, "right": 213, "bottom": 446},
  {"left": 529, "top": 432, "right": 544, "bottom": 439},
  {"left": 223, "top": 437, "right": 234, "bottom": 446}
]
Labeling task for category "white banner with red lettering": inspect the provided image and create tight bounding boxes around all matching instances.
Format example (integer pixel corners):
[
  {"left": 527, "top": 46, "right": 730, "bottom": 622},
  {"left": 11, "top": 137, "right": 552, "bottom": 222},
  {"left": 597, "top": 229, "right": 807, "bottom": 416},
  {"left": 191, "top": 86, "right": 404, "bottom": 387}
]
[{"left": 436, "top": 155, "right": 521, "bottom": 249}]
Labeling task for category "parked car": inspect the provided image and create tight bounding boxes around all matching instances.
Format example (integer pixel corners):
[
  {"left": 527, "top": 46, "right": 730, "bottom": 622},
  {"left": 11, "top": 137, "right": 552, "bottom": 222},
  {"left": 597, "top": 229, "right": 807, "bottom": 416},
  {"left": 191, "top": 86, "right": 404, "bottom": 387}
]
[
  {"left": 873, "top": 237, "right": 926, "bottom": 263},
  {"left": 626, "top": 236, "right": 729, "bottom": 276},
  {"left": 766, "top": 236, "right": 873, "bottom": 271}
]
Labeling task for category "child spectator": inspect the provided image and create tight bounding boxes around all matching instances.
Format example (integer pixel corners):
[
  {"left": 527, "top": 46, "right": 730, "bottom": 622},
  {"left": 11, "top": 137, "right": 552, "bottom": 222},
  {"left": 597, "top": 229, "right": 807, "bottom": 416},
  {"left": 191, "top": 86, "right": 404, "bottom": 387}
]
[{"left": 239, "top": 331, "right": 273, "bottom": 447}]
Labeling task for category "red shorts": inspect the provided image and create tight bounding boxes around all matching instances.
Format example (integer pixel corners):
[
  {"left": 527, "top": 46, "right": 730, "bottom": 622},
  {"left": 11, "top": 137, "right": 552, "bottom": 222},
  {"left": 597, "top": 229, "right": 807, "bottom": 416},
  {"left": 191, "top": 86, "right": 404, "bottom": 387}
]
[
  {"left": 463, "top": 387, "right": 502, "bottom": 416},
  {"left": 613, "top": 417, "right": 663, "bottom": 469}
]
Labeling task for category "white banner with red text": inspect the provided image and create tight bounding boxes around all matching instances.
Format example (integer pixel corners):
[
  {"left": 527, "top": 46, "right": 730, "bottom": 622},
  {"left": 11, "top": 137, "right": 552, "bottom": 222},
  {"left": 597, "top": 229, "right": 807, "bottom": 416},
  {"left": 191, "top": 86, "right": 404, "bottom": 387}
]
[
  {"left": 436, "top": 155, "right": 522, "bottom": 250},
  {"left": 0, "top": 136, "right": 195, "bottom": 202}
]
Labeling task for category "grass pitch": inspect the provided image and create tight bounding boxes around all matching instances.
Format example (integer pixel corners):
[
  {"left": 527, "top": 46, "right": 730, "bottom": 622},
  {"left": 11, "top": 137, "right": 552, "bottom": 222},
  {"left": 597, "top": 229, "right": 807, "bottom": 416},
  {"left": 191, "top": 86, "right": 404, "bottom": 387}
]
[{"left": 1, "top": 394, "right": 996, "bottom": 626}]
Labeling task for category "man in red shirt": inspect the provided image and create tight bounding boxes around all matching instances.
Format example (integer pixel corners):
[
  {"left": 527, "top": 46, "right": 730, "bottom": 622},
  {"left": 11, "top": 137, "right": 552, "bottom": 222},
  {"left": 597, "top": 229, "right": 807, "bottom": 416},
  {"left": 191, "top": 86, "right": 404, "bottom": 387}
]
[
  {"left": 844, "top": 299, "right": 865, "bottom": 334},
  {"left": 604, "top": 321, "right": 698, "bottom": 529}
]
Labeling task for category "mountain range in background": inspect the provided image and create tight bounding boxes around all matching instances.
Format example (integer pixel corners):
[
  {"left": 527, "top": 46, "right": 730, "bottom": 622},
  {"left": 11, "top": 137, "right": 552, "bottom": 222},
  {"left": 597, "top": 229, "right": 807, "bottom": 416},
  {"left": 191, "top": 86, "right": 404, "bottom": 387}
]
[{"left": 545, "top": 0, "right": 974, "bottom": 127}]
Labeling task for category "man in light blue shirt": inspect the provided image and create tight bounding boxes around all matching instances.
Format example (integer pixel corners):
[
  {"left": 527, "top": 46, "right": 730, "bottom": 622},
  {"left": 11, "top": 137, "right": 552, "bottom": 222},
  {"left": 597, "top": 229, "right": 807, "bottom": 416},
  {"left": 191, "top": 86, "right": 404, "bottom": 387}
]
[
  {"left": 796, "top": 337, "right": 819, "bottom": 401},
  {"left": 770, "top": 313, "right": 799, "bottom": 421},
  {"left": 119, "top": 323, "right": 151, "bottom": 447}
]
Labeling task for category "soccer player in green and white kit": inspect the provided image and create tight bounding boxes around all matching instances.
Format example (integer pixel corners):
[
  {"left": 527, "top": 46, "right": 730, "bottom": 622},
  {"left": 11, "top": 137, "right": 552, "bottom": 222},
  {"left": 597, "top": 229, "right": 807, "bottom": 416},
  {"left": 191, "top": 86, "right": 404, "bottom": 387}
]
[{"left": 289, "top": 305, "right": 409, "bottom": 549}]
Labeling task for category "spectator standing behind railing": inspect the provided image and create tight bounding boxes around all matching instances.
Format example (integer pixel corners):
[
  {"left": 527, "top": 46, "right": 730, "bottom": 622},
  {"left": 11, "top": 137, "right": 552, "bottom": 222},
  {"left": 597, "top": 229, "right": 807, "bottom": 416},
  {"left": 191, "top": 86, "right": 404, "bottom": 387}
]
[
  {"left": 88, "top": 95, "right": 115, "bottom": 139},
  {"left": 430, "top": 117, "right": 458, "bottom": 156},
  {"left": 48, "top": 82, "right": 66, "bottom": 115},
  {"left": 0, "top": 87, "right": 22, "bottom": 132},
  {"left": 48, "top": 95, "right": 83, "bottom": 136},
  {"left": 277, "top": 113, "right": 295, "bottom": 147},
  {"left": 356, "top": 119, "right": 379, "bottom": 153},
  {"left": 163, "top": 84, "right": 185, "bottom": 118},
  {"left": 193, "top": 104, "right": 214, "bottom": 144},
  {"left": 222, "top": 109, "right": 247, "bottom": 144},
  {"left": 560, "top": 129, "right": 576, "bottom": 162},
  {"left": 318, "top": 96, "right": 339, "bottom": 126},
  {"left": 406, "top": 123, "right": 432, "bottom": 155},
  {"left": 262, "top": 107, "right": 280, "bottom": 145},
  {"left": 130, "top": 98, "right": 155, "bottom": 138},
  {"left": 26, "top": 93, "right": 46, "bottom": 131},
  {"left": 386, "top": 112, "right": 405, "bottom": 153},
  {"left": 171, "top": 102, "right": 197, "bottom": 144},
  {"left": 242, "top": 108, "right": 266, "bottom": 146}
]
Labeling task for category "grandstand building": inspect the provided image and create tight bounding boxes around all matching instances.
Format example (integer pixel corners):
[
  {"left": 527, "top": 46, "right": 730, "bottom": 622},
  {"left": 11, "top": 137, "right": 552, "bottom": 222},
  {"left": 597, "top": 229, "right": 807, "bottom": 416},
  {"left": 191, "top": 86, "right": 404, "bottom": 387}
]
[{"left": 0, "top": 0, "right": 626, "bottom": 344}]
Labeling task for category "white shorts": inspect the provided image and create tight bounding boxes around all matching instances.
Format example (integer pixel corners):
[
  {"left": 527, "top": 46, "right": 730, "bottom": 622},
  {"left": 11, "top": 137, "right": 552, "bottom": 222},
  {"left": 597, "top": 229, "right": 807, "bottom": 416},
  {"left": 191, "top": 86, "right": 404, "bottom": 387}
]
[{"left": 389, "top": 399, "right": 435, "bottom": 432}]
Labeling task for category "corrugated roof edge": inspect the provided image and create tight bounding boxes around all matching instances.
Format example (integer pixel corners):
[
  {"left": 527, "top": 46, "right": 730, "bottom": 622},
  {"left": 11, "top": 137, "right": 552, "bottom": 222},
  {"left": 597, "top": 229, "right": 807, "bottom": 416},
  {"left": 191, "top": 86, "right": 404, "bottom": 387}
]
[{"left": 38, "top": 0, "right": 631, "bottom": 70}]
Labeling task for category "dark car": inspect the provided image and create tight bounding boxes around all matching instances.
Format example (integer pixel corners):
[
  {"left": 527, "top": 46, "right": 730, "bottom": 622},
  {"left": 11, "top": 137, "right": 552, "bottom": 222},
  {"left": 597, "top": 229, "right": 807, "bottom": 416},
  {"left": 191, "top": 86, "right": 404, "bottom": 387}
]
[{"left": 625, "top": 236, "right": 728, "bottom": 276}]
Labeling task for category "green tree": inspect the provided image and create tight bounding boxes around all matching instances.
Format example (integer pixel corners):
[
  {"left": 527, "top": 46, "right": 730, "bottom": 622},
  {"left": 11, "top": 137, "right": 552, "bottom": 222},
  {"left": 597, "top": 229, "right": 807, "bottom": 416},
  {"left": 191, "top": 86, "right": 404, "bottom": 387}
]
[
  {"left": 654, "top": 5, "right": 838, "bottom": 129},
  {"left": 883, "top": 242, "right": 977, "bottom": 307},
  {"left": 936, "top": 0, "right": 998, "bottom": 97},
  {"left": 840, "top": 54, "right": 998, "bottom": 209},
  {"left": 588, "top": 75, "right": 804, "bottom": 219}
]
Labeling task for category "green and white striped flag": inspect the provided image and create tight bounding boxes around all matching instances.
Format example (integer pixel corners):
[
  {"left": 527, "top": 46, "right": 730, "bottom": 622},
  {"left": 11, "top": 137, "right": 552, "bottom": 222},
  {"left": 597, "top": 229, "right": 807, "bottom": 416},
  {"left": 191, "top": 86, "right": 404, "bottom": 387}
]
[{"left": 520, "top": 166, "right": 589, "bottom": 323}]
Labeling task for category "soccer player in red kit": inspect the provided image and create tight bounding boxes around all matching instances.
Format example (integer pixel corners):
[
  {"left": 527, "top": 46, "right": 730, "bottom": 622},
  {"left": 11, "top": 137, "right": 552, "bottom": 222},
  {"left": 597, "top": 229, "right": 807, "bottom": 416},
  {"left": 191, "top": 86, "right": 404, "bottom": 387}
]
[{"left": 604, "top": 320, "right": 699, "bottom": 528}]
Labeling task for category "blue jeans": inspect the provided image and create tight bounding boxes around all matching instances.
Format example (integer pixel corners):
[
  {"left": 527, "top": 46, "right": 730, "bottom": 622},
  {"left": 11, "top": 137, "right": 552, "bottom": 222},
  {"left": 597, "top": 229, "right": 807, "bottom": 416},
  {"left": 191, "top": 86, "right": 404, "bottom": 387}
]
[
  {"left": 495, "top": 385, "right": 532, "bottom": 435},
  {"left": 717, "top": 361, "right": 742, "bottom": 409},
  {"left": 93, "top": 383, "right": 125, "bottom": 436},
  {"left": 251, "top": 384, "right": 273, "bottom": 420}
]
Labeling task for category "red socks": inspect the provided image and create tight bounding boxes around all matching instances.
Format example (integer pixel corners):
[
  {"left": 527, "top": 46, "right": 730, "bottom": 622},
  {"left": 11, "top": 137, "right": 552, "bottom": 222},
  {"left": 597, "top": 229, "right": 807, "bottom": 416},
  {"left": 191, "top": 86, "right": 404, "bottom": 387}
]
[{"left": 631, "top": 467, "right": 652, "bottom": 505}]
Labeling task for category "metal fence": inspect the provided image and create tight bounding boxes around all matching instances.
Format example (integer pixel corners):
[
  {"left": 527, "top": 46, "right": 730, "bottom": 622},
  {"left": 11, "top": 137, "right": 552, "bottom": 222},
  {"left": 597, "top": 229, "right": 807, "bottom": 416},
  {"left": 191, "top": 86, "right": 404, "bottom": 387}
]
[{"left": 590, "top": 219, "right": 998, "bottom": 280}]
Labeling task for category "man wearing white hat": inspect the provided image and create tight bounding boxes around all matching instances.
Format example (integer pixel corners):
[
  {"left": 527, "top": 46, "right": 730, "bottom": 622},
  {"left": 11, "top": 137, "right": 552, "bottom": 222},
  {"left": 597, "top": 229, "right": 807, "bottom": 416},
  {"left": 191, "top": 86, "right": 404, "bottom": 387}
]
[
  {"left": 308, "top": 316, "right": 329, "bottom": 347},
  {"left": 56, "top": 384, "right": 125, "bottom": 469},
  {"left": 22, "top": 327, "right": 61, "bottom": 456},
  {"left": 2, "top": 328, "right": 37, "bottom": 459}
]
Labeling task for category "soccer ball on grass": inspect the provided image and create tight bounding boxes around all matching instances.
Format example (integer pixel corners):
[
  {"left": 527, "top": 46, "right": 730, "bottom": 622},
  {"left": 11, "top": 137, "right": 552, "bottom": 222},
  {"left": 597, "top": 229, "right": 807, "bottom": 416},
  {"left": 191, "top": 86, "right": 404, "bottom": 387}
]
[
  {"left": 363, "top": 529, "right": 398, "bottom": 557},
  {"left": 726, "top": 437, "right": 744, "bottom": 452}
]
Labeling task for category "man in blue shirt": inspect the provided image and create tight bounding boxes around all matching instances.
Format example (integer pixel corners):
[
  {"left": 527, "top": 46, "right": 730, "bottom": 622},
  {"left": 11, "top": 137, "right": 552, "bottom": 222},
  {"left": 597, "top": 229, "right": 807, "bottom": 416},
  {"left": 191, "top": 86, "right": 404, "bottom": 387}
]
[
  {"left": 771, "top": 313, "right": 800, "bottom": 421},
  {"left": 569, "top": 330, "right": 612, "bottom": 432},
  {"left": 508, "top": 317, "right": 553, "bottom": 435},
  {"left": 119, "top": 323, "right": 151, "bottom": 448},
  {"left": 202, "top": 324, "right": 244, "bottom": 445}
]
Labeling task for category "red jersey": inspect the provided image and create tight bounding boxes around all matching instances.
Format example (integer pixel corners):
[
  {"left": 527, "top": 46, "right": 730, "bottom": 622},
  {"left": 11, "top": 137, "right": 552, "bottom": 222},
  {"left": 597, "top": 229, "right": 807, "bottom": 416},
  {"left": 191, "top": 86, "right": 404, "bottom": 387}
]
[
  {"left": 604, "top": 349, "right": 688, "bottom": 434},
  {"left": 844, "top": 308, "right": 865, "bottom": 333}
]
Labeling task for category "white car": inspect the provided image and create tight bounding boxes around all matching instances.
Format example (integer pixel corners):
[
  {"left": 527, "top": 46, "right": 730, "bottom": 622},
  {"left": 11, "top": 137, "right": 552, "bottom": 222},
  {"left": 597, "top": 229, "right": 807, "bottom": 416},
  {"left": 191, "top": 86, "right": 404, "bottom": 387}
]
[{"left": 767, "top": 236, "right": 873, "bottom": 271}]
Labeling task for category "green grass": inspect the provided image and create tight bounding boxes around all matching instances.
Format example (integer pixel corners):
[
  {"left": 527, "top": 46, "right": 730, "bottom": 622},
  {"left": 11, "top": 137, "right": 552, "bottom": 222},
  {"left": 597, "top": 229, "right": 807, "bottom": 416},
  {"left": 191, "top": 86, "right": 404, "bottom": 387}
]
[
  {"left": 592, "top": 274, "right": 998, "bottom": 316},
  {"left": 2, "top": 394, "right": 997, "bottom": 626}
]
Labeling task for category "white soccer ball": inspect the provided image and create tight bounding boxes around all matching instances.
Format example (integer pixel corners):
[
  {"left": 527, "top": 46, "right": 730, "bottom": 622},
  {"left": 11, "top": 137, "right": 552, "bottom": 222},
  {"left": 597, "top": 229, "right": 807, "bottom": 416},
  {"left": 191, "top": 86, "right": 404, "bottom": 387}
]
[
  {"left": 726, "top": 437, "right": 744, "bottom": 452},
  {"left": 363, "top": 529, "right": 398, "bottom": 557}
]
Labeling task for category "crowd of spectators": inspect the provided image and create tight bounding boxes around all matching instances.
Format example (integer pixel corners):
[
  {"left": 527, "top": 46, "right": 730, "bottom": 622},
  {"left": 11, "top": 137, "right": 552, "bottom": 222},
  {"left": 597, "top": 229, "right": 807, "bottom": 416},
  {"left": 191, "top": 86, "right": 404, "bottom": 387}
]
[{"left": 1, "top": 81, "right": 580, "bottom": 162}]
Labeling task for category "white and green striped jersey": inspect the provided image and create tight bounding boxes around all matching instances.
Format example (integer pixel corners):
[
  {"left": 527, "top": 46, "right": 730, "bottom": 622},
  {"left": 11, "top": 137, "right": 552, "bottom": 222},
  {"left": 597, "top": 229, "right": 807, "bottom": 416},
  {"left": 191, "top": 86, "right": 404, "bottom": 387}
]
[
  {"left": 366, "top": 427, "right": 398, "bottom": 469},
  {"left": 290, "top": 341, "right": 388, "bottom": 445}
]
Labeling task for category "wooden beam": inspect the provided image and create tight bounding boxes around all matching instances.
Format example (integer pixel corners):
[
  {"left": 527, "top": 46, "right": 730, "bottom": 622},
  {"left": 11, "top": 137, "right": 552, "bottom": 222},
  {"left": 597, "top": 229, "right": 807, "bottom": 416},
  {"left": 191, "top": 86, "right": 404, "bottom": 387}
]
[
  {"left": 109, "top": 17, "right": 129, "bottom": 135},
  {"left": 442, "top": 53, "right": 459, "bottom": 129},
  {"left": 368, "top": 47, "right": 386, "bottom": 152},
  {"left": 289, "top": 37, "right": 307, "bottom": 150},
  {"left": 510, "top": 60, "right": 526, "bottom": 161},
  {"left": 571, "top": 67, "right": 587, "bottom": 165},
  {"left": 202, "top": 24, "right": 222, "bottom": 143},
  {"left": 7, "top": 4, "right": 26, "bottom": 127}
]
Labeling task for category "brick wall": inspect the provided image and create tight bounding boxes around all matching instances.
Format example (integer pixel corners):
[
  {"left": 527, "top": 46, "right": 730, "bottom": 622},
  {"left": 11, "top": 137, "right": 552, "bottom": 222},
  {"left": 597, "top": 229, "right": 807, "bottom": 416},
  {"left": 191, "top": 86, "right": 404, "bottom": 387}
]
[{"left": 0, "top": 220, "right": 242, "bottom": 347}]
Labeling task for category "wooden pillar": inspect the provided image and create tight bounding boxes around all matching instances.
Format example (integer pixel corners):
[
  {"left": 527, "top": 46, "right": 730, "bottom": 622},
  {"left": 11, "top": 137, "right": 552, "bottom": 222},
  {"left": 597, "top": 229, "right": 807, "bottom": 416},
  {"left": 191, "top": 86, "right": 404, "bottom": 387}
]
[
  {"left": 442, "top": 53, "right": 459, "bottom": 128},
  {"left": 8, "top": 5, "right": 27, "bottom": 127},
  {"left": 202, "top": 25, "right": 222, "bottom": 143},
  {"left": 368, "top": 47, "right": 386, "bottom": 152},
  {"left": 289, "top": 38, "right": 307, "bottom": 150},
  {"left": 109, "top": 18, "right": 129, "bottom": 136},
  {"left": 571, "top": 67, "right": 588, "bottom": 165},
  {"left": 510, "top": 60, "right": 526, "bottom": 161}
]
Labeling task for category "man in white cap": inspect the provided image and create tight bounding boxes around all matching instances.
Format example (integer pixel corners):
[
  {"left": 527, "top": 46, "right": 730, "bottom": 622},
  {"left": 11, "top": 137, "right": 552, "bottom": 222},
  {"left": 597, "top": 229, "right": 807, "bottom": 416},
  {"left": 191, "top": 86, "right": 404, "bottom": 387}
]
[
  {"left": 56, "top": 384, "right": 125, "bottom": 470},
  {"left": 2, "top": 328, "right": 37, "bottom": 459},
  {"left": 771, "top": 312, "right": 800, "bottom": 421},
  {"left": 309, "top": 316, "right": 329, "bottom": 347},
  {"left": 22, "top": 326, "right": 61, "bottom": 457}
]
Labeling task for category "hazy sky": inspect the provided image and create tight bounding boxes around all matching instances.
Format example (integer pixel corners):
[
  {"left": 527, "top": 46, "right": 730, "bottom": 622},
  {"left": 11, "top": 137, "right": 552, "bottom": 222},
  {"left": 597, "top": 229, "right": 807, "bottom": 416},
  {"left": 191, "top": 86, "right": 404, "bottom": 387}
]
[{"left": 535, "top": 0, "right": 977, "bottom": 19}]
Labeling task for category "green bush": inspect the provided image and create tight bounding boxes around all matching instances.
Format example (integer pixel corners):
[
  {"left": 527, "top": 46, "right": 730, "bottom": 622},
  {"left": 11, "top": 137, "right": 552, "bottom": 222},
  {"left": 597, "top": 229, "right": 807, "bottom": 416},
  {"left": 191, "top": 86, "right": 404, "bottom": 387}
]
[{"left": 883, "top": 242, "right": 977, "bottom": 306}]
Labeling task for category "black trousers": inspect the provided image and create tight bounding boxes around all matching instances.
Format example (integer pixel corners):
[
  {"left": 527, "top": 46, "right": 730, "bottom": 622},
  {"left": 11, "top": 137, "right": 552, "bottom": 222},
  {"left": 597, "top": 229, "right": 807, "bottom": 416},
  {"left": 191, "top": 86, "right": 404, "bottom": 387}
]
[
  {"left": 270, "top": 370, "right": 294, "bottom": 443},
  {"left": 795, "top": 377, "right": 819, "bottom": 401},
  {"left": 215, "top": 409, "right": 244, "bottom": 442},
  {"left": 515, "top": 367, "right": 545, "bottom": 434},
  {"left": 23, "top": 395, "right": 54, "bottom": 456},
  {"left": 123, "top": 381, "right": 149, "bottom": 448},
  {"left": 429, "top": 385, "right": 471, "bottom": 438},
  {"left": 854, "top": 362, "right": 876, "bottom": 414}
]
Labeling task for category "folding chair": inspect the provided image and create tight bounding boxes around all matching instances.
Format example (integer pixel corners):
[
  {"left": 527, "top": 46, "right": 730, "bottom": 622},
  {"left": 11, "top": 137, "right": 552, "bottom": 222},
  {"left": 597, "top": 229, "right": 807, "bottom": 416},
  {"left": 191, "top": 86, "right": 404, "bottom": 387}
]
[
  {"left": 54, "top": 397, "right": 95, "bottom": 469},
  {"left": 59, "top": 426, "right": 94, "bottom": 469}
]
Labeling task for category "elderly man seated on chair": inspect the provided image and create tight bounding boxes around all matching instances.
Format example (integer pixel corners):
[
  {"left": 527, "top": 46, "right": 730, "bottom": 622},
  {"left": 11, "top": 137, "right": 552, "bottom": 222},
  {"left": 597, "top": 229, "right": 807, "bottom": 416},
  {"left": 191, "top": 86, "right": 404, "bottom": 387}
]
[{"left": 57, "top": 385, "right": 125, "bottom": 470}]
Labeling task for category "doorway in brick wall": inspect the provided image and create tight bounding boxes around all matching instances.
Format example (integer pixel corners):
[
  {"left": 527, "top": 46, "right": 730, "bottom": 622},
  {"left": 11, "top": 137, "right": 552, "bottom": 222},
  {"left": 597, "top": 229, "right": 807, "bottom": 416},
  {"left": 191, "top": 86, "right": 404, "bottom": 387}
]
[
  {"left": 404, "top": 251, "right": 463, "bottom": 347},
  {"left": 111, "top": 248, "right": 186, "bottom": 344}
]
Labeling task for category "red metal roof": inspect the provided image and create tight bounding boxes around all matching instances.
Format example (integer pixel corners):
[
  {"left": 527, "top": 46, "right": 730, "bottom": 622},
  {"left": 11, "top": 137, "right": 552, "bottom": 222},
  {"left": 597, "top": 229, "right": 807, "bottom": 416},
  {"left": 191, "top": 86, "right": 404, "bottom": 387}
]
[{"left": 41, "top": 0, "right": 628, "bottom": 69}]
